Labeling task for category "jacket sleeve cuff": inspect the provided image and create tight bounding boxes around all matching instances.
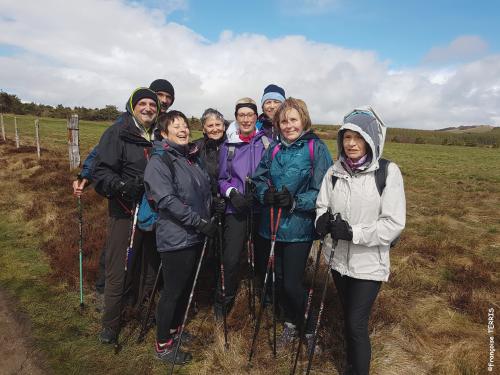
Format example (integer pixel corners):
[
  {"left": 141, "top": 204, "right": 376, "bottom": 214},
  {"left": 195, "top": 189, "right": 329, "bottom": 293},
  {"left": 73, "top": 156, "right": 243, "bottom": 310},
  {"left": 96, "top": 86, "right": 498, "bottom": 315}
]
[{"left": 225, "top": 187, "right": 236, "bottom": 198}]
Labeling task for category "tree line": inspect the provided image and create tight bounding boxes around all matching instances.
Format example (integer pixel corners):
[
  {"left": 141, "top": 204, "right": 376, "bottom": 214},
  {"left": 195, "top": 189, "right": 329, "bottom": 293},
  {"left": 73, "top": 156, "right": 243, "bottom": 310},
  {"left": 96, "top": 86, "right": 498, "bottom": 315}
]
[{"left": 0, "top": 91, "right": 121, "bottom": 121}]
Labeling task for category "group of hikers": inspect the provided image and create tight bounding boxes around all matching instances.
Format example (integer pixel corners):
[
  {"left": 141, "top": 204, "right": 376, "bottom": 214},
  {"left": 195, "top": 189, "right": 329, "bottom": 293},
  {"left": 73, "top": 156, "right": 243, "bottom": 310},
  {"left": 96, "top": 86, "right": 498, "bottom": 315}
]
[{"left": 72, "top": 78, "right": 406, "bottom": 375}]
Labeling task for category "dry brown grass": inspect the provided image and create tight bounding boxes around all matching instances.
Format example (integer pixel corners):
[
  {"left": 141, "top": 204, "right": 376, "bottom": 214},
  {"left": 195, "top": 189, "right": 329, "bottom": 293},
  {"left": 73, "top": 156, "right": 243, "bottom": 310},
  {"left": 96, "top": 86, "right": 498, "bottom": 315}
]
[{"left": 1, "top": 129, "right": 499, "bottom": 374}]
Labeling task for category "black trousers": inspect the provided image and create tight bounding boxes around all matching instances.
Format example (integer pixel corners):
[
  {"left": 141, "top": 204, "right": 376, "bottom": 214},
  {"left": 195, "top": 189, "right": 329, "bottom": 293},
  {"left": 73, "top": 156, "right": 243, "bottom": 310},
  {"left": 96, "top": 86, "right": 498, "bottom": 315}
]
[
  {"left": 259, "top": 240, "right": 312, "bottom": 326},
  {"left": 156, "top": 244, "right": 201, "bottom": 343},
  {"left": 332, "top": 270, "right": 381, "bottom": 375},
  {"left": 215, "top": 213, "right": 264, "bottom": 309}
]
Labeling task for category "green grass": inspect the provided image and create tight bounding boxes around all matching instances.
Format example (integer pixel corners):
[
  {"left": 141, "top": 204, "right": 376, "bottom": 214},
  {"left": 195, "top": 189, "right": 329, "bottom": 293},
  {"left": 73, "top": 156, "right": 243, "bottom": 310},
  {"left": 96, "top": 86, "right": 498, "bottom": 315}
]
[{"left": 1, "top": 113, "right": 499, "bottom": 374}]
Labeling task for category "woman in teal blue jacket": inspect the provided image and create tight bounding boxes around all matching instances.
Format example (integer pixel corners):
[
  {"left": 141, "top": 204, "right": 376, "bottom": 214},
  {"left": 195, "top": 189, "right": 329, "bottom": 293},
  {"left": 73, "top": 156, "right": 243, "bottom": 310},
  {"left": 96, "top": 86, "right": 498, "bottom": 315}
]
[{"left": 252, "top": 97, "right": 333, "bottom": 347}]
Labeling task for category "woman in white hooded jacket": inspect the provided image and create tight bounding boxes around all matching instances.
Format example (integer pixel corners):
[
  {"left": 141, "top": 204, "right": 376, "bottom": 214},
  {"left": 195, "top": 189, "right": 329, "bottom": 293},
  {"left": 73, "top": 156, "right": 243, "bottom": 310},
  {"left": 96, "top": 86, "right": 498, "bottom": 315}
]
[{"left": 315, "top": 107, "right": 405, "bottom": 375}]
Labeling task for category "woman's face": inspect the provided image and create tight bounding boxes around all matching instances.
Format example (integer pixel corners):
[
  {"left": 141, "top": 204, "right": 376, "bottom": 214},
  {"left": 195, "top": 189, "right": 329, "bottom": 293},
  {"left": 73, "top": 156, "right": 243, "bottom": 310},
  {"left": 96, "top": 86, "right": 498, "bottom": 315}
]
[
  {"left": 342, "top": 130, "right": 367, "bottom": 161},
  {"left": 279, "top": 108, "right": 304, "bottom": 143},
  {"left": 236, "top": 108, "right": 257, "bottom": 136},
  {"left": 262, "top": 99, "right": 282, "bottom": 120},
  {"left": 203, "top": 116, "right": 224, "bottom": 140},
  {"left": 161, "top": 116, "right": 190, "bottom": 145}
]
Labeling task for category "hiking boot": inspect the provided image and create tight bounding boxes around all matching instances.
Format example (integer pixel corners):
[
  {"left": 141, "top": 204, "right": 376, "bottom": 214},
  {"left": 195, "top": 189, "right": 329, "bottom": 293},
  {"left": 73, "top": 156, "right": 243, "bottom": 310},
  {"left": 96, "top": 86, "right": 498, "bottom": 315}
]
[
  {"left": 155, "top": 341, "right": 192, "bottom": 365},
  {"left": 278, "top": 322, "right": 297, "bottom": 349},
  {"left": 99, "top": 327, "right": 117, "bottom": 344}
]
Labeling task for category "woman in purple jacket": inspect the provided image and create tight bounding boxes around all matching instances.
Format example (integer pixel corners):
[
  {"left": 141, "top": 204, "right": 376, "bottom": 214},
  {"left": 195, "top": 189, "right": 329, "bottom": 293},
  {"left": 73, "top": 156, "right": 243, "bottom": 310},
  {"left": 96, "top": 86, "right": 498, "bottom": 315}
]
[{"left": 216, "top": 97, "right": 271, "bottom": 317}]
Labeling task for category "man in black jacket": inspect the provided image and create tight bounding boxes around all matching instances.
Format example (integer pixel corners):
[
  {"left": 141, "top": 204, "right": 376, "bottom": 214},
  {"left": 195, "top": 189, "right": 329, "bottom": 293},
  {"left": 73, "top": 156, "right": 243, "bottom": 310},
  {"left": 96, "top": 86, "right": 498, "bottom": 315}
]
[{"left": 93, "top": 87, "right": 160, "bottom": 344}]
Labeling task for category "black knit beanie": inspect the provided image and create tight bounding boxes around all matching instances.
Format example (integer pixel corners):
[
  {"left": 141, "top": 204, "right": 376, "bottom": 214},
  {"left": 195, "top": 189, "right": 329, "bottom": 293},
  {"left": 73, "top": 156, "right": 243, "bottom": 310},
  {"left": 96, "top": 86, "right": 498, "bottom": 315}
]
[
  {"left": 130, "top": 88, "right": 158, "bottom": 109},
  {"left": 149, "top": 79, "right": 175, "bottom": 104}
]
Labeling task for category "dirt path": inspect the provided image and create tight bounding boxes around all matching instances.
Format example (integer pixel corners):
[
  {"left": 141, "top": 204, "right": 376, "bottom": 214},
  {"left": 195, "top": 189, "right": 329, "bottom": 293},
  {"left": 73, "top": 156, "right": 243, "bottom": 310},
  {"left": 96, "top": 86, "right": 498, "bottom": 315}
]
[{"left": 0, "top": 288, "right": 47, "bottom": 375}]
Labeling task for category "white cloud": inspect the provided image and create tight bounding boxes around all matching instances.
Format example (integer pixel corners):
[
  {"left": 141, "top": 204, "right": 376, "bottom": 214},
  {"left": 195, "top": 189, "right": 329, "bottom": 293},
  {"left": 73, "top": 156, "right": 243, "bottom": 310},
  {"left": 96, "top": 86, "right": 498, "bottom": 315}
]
[
  {"left": 423, "top": 35, "right": 488, "bottom": 64},
  {"left": 0, "top": 1, "right": 499, "bottom": 129}
]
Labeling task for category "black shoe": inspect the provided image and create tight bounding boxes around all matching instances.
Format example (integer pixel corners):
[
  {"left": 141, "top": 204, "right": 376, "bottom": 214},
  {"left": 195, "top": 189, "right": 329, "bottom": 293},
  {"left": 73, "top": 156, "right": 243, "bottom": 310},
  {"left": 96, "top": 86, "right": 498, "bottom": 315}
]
[
  {"left": 99, "top": 327, "right": 117, "bottom": 344},
  {"left": 155, "top": 341, "right": 192, "bottom": 365}
]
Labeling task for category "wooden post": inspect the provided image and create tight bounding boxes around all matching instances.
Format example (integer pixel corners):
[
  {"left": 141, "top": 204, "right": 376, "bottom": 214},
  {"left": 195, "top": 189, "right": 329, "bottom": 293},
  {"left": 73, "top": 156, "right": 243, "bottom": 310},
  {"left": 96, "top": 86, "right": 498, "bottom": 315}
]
[
  {"left": 67, "top": 114, "right": 80, "bottom": 169},
  {"left": 35, "top": 118, "right": 41, "bottom": 159},
  {"left": 14, "top": 116, "right": 19, "bottom": 148},
  {"left": 1, "top": 113, "right": 5, "bottom": 141}
]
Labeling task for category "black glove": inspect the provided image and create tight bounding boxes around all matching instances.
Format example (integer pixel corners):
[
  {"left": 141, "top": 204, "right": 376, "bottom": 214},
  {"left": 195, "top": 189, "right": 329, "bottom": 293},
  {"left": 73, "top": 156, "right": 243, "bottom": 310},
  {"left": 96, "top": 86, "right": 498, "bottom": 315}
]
[
  {"left": 196, "top": 218, "right": 217, "bottom": 237},
  {"left": 115, "top": 176, "right": 144, "bottom": 201},
  {"left": 212, "top": 197, "right": 226, "bottom": 215},
  {"left": 274, "top": 187, "right": 293, "bottom": 208},
  {"left": 315, "top": 211, "right": 333, "bottom": 237},
  {"left": 263, "top": 188, "right": 276, "bottom": 206},
  {"left": 330, "top": 215, "right": 353, "bottom": 241},
  {"left": 229, "top": 189, "right": 250, "bottom": 213}
]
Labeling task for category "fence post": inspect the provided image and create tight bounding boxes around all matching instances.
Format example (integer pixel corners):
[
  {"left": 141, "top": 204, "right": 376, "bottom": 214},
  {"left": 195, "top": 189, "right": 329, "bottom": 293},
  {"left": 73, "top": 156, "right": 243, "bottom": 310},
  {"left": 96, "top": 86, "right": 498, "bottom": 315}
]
[
  {"left": 67, "top": 114, "right": 80, "bottom": 169},
  {"left": 35, "top": 118, "right": 41, "bottom": 159},
  {"left": 14, "top": 116, "right": 19, "bottom": 148},
  {"left": 1, "top": 113, "right": 5, "bottom": 141}
]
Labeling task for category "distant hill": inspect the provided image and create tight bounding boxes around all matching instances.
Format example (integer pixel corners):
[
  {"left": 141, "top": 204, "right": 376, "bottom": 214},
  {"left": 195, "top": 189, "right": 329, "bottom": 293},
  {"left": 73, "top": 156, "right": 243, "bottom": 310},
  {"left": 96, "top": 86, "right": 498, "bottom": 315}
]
[{"left": 437, "top": 125, "right": 496, "bottom": 133}]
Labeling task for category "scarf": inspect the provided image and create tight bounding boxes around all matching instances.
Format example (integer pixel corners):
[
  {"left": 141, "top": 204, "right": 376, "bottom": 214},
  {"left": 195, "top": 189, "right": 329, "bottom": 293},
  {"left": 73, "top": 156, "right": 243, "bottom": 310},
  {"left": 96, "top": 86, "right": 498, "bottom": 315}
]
[
  {"left": 345, "top": 154, "right": 369, "bottom": 172},
  {"left": 239, "top": 130, "right": 256, "bottom": 143}
]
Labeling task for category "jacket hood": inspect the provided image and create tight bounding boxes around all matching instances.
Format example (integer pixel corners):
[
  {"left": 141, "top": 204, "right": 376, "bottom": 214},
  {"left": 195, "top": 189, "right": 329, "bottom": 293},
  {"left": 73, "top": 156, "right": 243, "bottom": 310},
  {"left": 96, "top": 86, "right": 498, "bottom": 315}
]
[
  {"left": 124, "top": 88, "right": 160, "bottom": 129},
  {"left": 152, "top": 138, "right": 199, "bottom": 160},
  {"left": 337, "top": 106, "right": 386, "bottom": 167},
  {"left": 117, "top": 112, "right": 152, "bottom": 147}
]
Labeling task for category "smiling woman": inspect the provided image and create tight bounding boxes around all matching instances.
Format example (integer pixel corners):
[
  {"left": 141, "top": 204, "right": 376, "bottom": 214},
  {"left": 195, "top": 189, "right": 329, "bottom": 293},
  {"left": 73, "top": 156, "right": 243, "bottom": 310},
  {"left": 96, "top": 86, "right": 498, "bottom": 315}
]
[
  {"left": 251, "top": 97, "right": 333, "bottom": 352},
  {"left": 143, "top": 109, "right": 214, "bottom": 365}
]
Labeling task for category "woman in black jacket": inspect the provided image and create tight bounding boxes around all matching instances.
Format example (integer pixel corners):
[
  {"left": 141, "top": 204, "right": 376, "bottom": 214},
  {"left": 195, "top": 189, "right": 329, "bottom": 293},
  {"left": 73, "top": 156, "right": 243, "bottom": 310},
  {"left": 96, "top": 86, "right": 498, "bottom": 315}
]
[
  {"left": 194, "top": 108, "right": 226, "bottom": 193},
  {"left": 144, "top": 111, "right": 217, "bottom": 365}
]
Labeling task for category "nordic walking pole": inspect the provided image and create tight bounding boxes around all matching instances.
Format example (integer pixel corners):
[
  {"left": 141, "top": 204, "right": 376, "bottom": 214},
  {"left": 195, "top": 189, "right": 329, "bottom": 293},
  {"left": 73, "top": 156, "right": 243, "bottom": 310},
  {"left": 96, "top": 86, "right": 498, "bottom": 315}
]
[
  {"left": 290, "top": 238, "right": 325, "bottom": 374},
  {"left": 114, "top": 203, "right": 140, "bottom": 354},
  {"left": 245, "top": 177, "right": 256, "bottom": 319},
  {"left": 248, "top": 200, "right": 282, "bottom": 363},
  {"left": 77, "top": 196, "right": 84, "bottom": 311},
  {"left": 169, "top": 237, "right": 208, "bottom": 375},
  {"left": 305, "top": 213, "right": 340, "bottom": 375},
  {"left": 271, "top": 206, "right": 283, "bottom": 357},
  {"left": 137, "top": 262, "right": 162, "bottom": 343},
  {"left": 217, "top": 213, "right": 229, "bottom": 349}
]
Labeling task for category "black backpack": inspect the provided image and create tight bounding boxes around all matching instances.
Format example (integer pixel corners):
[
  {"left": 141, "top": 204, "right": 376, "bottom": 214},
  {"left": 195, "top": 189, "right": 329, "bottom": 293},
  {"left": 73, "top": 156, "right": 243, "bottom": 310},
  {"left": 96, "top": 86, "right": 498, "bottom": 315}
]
[{"left": 331, "top": 158, "right": 400, "bottom": 247}]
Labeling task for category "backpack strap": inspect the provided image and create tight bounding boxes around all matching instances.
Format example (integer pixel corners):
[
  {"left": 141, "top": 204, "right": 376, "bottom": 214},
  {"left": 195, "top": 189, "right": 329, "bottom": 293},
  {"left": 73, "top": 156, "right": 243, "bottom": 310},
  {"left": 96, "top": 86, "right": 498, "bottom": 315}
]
[
  {"left": 271, "top": 144, "right": 280, "bottom": 160},
  {"left": 261, "top": 136, "right": 271, "bottom": 150},
  {"left": 375, "top": 158, "right": 390, "bottom": 196},
  {"left": 331, "top": 174, "right": 338, "bottom": 191},
  {"left": 226, "top": 145, "right": 236, "bottom": 178},
  {"left": 160, "top": 151, "right": 176, "bottom": 183},
  {"left": 308, "top": 139, "right": 315, "bottom": 176},
  {"left": 331, "top": 158, "right": 390, "bottom": 196}
]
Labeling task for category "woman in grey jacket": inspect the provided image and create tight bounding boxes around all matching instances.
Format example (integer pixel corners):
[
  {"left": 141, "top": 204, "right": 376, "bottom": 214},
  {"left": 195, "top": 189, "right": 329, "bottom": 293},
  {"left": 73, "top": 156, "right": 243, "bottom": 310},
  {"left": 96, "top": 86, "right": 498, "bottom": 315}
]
[
  {"left": 315, "top": 107, "right": 406, "bottom": 375},
  {"left": 144, "top": 111, "right": 217, "bottom": 365}
]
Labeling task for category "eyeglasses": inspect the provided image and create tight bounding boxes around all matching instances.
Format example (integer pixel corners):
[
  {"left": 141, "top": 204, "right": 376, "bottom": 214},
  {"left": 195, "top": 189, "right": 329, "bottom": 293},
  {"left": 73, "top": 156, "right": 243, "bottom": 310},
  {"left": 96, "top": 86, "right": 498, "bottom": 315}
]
[{"left": 237, "top": 112, "right": 256, "bottom": 120}]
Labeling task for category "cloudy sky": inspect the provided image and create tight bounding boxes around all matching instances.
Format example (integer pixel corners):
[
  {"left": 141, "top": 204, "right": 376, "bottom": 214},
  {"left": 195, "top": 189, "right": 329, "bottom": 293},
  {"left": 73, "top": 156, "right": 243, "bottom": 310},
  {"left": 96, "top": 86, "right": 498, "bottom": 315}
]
[{"left": 1, "top": 0, "right": 499, "bottom": 129}]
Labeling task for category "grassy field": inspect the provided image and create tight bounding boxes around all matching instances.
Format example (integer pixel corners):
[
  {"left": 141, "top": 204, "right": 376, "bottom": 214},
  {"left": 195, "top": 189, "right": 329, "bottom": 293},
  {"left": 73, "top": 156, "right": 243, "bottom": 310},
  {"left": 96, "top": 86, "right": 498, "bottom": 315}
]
[{"left": 0, "top": 114, "right": 499, "bottom": 374}]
